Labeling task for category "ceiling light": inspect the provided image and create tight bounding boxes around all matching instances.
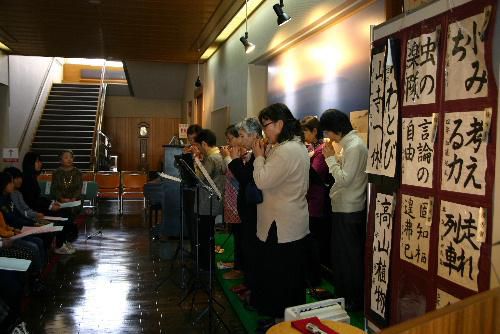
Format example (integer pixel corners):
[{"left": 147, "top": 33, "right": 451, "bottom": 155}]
[
  {"left": 273, "top": 0, "right": 291, "bottom": 26},
  {"left": 0, "top": 41, "right": 11, "bottom": 52},
  {"left": 240, "top": 0, "right": 256, "bottom": 54},
  {"left": 240, "top": 33, "right": 256, "bottom": 54},
  {"left": 195, "top": 50, "right": 202, "bottom": 87}
]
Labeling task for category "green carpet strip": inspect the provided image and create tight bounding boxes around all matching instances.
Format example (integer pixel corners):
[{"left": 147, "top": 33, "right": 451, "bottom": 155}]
[{"left": 214, "top": 233, "right": 364, "bottom": 333}]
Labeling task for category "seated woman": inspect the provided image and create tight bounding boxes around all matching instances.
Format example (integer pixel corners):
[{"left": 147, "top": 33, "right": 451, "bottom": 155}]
[
  {"left": 20, "top": 151, "right": 61, "bottom": 214},
  {"left": 50, "top": 150, "right": 82, "bottom": 254},
  {"left": 227, "top": 117, "right": 263, "bottom": 302},
  {"left": 0, "top": 175, "right": 46, "bottom": 282},
  {"left": 252, "top": 103, "right": 310, "bottom": 323},
  {"left": 192, "top": 129, "right": 226, "bottom": 271},
  {"left": 4, "top": 167, "right": 45, "bottom": 223}
]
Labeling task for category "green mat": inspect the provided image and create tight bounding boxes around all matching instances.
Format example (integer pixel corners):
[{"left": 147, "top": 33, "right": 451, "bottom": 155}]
[{"left": 215, "top": 233, "right": 365, "bottom": 333}]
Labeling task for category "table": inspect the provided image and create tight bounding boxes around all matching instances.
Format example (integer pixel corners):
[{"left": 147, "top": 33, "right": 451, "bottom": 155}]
[{"left": 267, "top": 319, "right": 365, "bottom": 334}]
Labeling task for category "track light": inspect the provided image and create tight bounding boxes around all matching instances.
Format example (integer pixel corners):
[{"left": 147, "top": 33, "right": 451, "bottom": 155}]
[
  {"left": 273, "top": 0, "right": 291, "bottom": 26},
  {"left": 240, "top": 0, "right": 255, "bottom": 54},
  {"left": 240, "top": 32, "right": 255, "bottom": 54},
  {"left": 194, "top": 49, "right": 202, "bottom": 87}
]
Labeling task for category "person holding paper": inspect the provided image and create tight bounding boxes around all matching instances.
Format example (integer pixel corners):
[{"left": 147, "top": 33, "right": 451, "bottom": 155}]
[
  {"left": 252, "top": 103, "right": 310, "bottom": 321},
  {"left": 320, "top": 109, "right": 368, "bottom": 312},
  {"left": 193, "top": 129, "right": 226, "bottom": 271},
  {"left": 4, "top": 167, "right": 45, "bottom": 223}
]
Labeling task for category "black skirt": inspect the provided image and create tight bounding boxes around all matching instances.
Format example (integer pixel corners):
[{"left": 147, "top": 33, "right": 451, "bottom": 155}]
[{"left": 251, "top": 222, "right": 308, "bottom": 318}]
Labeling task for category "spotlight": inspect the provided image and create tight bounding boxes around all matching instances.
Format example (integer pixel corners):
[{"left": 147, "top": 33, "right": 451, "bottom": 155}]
[
  {"left": 273, "top": 0, "right": 291, "bottom": 26},
  {"left": 240, "top": 32, "right": 255, "bottom": 54},
  {"left": 194, "top": 76, "right": 202, "bottom": 87}
]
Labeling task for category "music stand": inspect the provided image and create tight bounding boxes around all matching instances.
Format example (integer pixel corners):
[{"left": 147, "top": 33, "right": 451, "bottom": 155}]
[{"left": 176, "top": 157, "right": 230, "bottom": 333}]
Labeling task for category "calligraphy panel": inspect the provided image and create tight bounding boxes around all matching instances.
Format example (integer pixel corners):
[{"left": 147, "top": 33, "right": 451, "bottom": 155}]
[
  {"left": 404, "top": 30, "right": 439, "bottom": 106},
  {"left": 436, "top": 288, "right": 460, "bottom": 309},
  {"left": 400, "top": 194, "right": 431, "bottom": 270},
  {"left": 367, "top": 41, "right": 398, "bottom": 177},
  {"left": 368, "top": 50, "right": 386, "bottom": 176},
  {"left": 402, "top": 116, "right": 436, "bottom": 188},
  {"left": 370, "top": 193, "right": 395, "bottom": 318},
  {"left": 441, "top": 111, "right": 488, "bottom": 196},
  {"left": 438, "top": 200, "right": 483, "bottom": 291},
  {"left": 445, "top": 10, "right": 491, "bottom": 100}
]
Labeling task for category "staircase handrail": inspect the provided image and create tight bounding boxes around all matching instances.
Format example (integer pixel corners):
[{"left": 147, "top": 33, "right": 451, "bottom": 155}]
[
  {"left": 18, "top": 57, "right": 57, "bottom": 150},
  {"left": 91, "top": 62, "right": 107, "bottom": 171}
]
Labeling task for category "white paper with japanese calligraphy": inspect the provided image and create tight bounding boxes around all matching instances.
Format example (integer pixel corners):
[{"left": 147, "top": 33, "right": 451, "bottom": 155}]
[
  {"left": 435, "top": 289, "right": 460, "bottom": 309},
  {"left": 438, "top": 200, "right": 482, "bottom": 291},
  {"left": 441, "top": 111, "right": 487, "bottom": 196},
  {"left": 445, "top": 10, "right": 491, "bottom": 101},
  {"left": 367, "top": 42, "right": 399, "bottom": 177},
  {"left": 402, "top": 116, "right": 435, "bottom": 188},
  {"left": 404, "top": 30, "right": 439, "bottom": 105},
  {"left": 370, "top": 193, "right": 394, "bottom": 318},
  {"left": 400, "top": 194, "right": 431, "bottom": 270}
]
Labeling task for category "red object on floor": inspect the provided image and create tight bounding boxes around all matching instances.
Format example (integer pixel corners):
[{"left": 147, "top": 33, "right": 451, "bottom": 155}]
[{"left": 291, "top": 317, "right": 339, "bottom": 334}]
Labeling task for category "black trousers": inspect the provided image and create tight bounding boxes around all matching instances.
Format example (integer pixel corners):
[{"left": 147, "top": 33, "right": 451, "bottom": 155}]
[
  {"left": 240, "top": 215, "right": 258, "bottom": 290},
  {"left": 309, "top": 215, "right": 332, "bottom": 269},
  {"left": 252, "top": 222, "right": 308, "bottom": 318},
  {"left": 331, "top": 210, "right": 366, "bottom": 311},
  {"left": 230, "top": 223, "right": 244, "bottom": 270}
]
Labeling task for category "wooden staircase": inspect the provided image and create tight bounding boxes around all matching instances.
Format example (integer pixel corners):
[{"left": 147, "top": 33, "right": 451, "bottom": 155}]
[{"left": 31, "top": 83, "right": 102, "bottom": 171}]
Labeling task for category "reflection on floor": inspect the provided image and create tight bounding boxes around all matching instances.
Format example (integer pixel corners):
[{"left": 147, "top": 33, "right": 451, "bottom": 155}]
[{"left": 24, "top": 202, "right": 245, "bottom": 333}]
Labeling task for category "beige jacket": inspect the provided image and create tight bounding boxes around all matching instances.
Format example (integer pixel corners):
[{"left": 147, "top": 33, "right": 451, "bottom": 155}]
[{"left": 253, "top": 138, "right": 310, "bottom": 243}]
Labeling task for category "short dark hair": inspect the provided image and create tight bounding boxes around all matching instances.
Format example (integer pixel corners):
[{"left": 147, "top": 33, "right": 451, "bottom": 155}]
[
  {"left": 0, "top": 172, "right": 13, "bottom": 193},
  {"left": 301, "top": 116, "right": 323, "bottom": 139},
  {"left": 225, "top": 124, "right": 239, "bottom": 138},
  {"left": 194, "top": 129, "right": 217, "bottom": 147},
  {"left": 4, "top": 167, "right": 22, "bottom": 179},
  {"left": 258, "top": 103, "right": 303, "bottom": 143},
  {"left": 187, "top": 124, "right": 202, "bottom": 136},
  {"left": 319, "top": 109, "right": 353, "bottom": 136},
  {"left": 59, "top": 149, "right": 74, "bottom": 159}
]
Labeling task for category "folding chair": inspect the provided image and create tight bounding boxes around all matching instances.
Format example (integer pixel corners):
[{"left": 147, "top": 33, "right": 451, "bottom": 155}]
[
  {"left": 121, "top": 172, "right": 148, "bottom": 213},
  {"left": 95, "top": 172, "right": 121, "bottom": 214}
]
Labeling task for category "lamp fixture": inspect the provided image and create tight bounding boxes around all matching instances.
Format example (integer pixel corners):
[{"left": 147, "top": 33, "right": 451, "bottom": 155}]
[
  {"left": 240, "top": 32, "right": 256, "bottom": 54},
  {"left": 273, "top": 0, "right": 291, "bottom": 26},
  {"left": 240, "top": 0, "right": 255, "bottom": 54},
  {"left": 195, "top": 49, "right": 202, "bottom": 87}
]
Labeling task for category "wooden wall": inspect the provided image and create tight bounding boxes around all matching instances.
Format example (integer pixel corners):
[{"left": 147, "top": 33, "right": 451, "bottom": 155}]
[{"left": 102, "top": 117, "right": 180, "bottom": 171}]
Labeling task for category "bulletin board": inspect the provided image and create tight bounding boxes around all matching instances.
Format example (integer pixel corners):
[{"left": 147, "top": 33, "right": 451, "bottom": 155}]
[{"left": 364, "top": 0, "right": 497, "bottom": 328}]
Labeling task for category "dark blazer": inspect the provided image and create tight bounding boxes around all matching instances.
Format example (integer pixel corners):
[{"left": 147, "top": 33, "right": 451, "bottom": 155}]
[{"left": 228, "top": 154, "right": 257, "bottom": 225}]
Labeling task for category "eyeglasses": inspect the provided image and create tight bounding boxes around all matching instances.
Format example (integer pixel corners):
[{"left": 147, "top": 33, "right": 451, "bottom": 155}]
[{"left": 262, "top": 121, "right": 274, "bottom": 129}]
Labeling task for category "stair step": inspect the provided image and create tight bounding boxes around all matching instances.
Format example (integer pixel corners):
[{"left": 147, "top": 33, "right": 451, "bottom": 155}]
[
  {"left": 45, "top": 101, "right": 98, "bottom": 107},
  {"left": 42, "top": 114, "right": 96, "bottom": 120},
  {"left": 33, "top": 136, "right": 93, "bottom": 143},
  {"left": 52, "top": 83, "right": 100, "bottom": 89},
  {"left": 35, "top": 131, "right": 94, "bottom": 138},
  {"left": 35, "top": 149, "right": 92, "bottom": 155},
  {"left": 44, "top": 109, "right": 97, "bottom": 114},
  {"left": 32, "top": 142, "right": 93, "bottom": 149},
  {"left": 38, "top": 122, "right": 95, "bottom": 128},
  {"left": 40, "top": 120, "right": 96, "bottom": 126},
  {"left": 48, "top": 96, "right": 99, "bottom": 102},
  {"left": 49, "top": 91, "right": 100, "bottom": 97}
]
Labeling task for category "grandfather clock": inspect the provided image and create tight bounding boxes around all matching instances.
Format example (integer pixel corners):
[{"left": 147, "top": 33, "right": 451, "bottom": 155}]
[{"left": 137, "top": 122, "right": 150, "bottom": 171}]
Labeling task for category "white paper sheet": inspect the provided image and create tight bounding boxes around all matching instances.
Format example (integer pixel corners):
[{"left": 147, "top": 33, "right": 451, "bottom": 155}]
[
  {"left": 59, "top": 200, "right": 82, "bottom": 208},
  {"left": 436, "top": 289, "right": 460, "bottom": 309},
  {"left": 403, "top": 30, "right": 439, "bottom": 105},
  {"left": 445, "top": 10, "right": 491, "bottom": 101},
  {"left": 370, "top": 193, "right": 394, "bottom": 318},
  {"left": 438, "top": 200, "right": 482, "bottom": 291},
  {"left": 441, "top": 111, "right": 488, "bottom": 196},
  {"left": 402, "top": 116, "right": 435, "bottom": 188},
  {"left": 43, "top": 216, "right": 68, "bottom": 222},
  {"left": 400, "top": 194, "right": 431, "bottom": 270},
  {"left": 0, "top": 257, "right": 31, "bottom": 271}
]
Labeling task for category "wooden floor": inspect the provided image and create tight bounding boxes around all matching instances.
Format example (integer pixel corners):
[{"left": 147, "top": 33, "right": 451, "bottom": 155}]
[{"left": 24, "top": 202, "right": 245, "bottom": 333}]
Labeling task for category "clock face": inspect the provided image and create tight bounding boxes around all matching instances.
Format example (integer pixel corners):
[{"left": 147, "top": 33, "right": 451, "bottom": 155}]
[{"left": 139, "top": 126, "right": 148, "bottom": 136}]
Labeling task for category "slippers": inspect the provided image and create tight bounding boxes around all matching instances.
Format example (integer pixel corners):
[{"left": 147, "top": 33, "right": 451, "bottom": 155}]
[
  {"left": 214, "top": 245, "right": 224, "bottom": 254},
  {"left": 230, "top": 283, "right": 248, "bottom": 293},
  {"left": 223, "top": 270, "right": 243, "bottom": 280}
]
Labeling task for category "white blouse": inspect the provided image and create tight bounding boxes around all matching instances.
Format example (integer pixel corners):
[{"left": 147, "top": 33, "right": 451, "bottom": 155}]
[{"left": 253, "top": 138, "right": 310, "bottom": 243}]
